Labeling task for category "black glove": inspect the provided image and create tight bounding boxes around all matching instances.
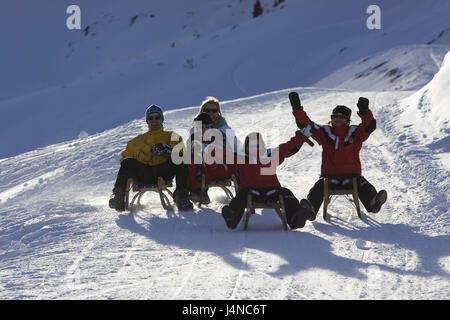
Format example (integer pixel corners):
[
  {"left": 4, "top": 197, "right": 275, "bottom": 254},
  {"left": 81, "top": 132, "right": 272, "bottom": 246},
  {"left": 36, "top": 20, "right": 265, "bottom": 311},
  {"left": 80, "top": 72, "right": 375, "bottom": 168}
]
[
  {"left": 289, "top": 92, "right": 302, "bottom": 111},
  {"left": 357, "top": 97, "right": 369, "bottom": 114},
  {"left": 151, "top": 143, "right": 173, "bottom": 156}
]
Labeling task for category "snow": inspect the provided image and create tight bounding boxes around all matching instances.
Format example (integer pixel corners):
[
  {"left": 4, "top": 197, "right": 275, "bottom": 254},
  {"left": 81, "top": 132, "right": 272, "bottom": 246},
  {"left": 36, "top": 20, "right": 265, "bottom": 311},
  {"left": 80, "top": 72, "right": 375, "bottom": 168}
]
[
  {"left": 315, "top": 45, "right": 450, "bottom": 91},
  {"left": 399, "top": 50, "right": 450, "bottom": 139},
  {"left": 2, "top": 0, "right": 450, "bottom": 159},
  {"left": 0, "top": 87, "right": 449, "bottom": 299},
  {"left": 0, "top": 0, "right": 449, "bottom": 300},
  {"left": 396, "top": 50, "right": 450, "bottom": 171}
]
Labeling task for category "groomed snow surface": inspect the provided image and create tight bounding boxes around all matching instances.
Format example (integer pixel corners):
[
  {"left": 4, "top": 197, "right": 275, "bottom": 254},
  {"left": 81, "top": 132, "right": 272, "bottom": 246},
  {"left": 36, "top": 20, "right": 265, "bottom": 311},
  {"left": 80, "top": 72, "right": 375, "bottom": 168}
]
[
  {"left": 0, "top": 84, "right": 448, "bottom": 299},
  {"left": 0, "top": 0, "right": 449, "bottom": 300}
]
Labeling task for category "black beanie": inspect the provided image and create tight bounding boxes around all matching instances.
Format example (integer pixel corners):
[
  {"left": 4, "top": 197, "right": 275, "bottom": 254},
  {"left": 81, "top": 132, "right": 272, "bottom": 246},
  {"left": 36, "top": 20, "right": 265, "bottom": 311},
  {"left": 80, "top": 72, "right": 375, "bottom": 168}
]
[{"left": 332, "top": 105, "right": 352, "bottom": 118}]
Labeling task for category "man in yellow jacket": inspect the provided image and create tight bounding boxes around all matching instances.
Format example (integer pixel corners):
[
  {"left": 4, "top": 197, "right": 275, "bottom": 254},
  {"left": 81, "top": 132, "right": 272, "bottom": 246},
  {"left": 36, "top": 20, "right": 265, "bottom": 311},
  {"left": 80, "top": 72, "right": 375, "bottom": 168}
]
[{"left": 109, "top": 105, "right": 193, "bottom": 211}]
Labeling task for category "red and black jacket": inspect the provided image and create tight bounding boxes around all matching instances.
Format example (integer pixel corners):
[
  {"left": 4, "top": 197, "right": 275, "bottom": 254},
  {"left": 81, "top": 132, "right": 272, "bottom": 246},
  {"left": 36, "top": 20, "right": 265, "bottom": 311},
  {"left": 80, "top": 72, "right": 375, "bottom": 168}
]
[
  {"left": 293, "top": 107, "right": 376, "bottom": 178},
  {"left": 232, "top": 132, "right": 308, "bottom": 189}
]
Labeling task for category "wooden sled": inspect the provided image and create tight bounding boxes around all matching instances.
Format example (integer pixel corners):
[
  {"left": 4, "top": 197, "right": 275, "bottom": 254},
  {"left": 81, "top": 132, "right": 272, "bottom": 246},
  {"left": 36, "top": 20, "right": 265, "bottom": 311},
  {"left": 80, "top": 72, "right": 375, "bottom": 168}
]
[
  {"left": 125, "top": 177, "right": 174, "bottom": 211},
  {"left": 323, "top": 177, "right": 361, "bottom": 220},
  {"left": 196, "top": 173, "right": 239, "bottom": 207},
  {"left": 243, "top": 192, "right": 288, "bottom": 231}
]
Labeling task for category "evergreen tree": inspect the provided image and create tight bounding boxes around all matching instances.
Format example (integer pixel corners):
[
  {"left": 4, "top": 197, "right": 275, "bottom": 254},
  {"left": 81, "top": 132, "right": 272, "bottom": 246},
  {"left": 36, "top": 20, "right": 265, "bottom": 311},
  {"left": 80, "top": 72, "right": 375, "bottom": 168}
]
[{"left": 253, "top": 0, "right": 263, "bottom": 18}]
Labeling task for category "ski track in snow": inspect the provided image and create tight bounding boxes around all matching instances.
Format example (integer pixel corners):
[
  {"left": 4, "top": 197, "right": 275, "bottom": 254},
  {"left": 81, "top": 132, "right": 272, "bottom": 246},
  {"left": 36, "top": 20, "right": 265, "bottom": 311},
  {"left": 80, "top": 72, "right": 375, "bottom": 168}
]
[
  {"left": 0, "top": 87, "right": 449, "bottom": 299},
  {"left": 230, "top": 249, "right": 247, "bottom": 300},
  {"left": 171, "top": 251, "right": 200, "bottom": 299}
]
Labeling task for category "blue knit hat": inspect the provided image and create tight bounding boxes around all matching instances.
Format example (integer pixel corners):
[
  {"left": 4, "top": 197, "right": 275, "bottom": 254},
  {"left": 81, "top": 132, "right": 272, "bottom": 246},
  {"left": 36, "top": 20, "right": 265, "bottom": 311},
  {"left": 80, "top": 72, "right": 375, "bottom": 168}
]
[{"left": 145, "top": 104, "right": 164, "bottom": 122}]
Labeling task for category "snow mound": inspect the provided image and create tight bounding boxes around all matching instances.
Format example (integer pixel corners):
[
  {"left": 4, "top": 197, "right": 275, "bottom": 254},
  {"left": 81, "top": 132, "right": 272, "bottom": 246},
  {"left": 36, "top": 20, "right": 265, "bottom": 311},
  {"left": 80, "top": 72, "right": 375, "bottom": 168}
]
[{"left": 399, "top": 50, "right": 450, "bottom": 145}]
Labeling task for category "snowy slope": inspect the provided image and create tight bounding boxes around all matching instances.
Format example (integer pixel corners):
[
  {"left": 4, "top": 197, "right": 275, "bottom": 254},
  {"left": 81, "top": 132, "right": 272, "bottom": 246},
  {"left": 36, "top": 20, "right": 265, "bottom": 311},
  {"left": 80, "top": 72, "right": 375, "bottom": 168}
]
[
  {"left": 315, "top": 45, "right": 450, "bottom": 91},
  {"left": 396, "top": 50, "right": 450, "bottom": 172},
  {"left": 2, "top": 0, "right": 450, "bottom": 158},
  {"left": 399, "top": 51, "right": 450, "bottom": 144},
  {"left": 0, "top": 84, "right": 448, "bottom": 299},
  {"left": 0, "top": 0, "right": 449, "bottom": 301}
]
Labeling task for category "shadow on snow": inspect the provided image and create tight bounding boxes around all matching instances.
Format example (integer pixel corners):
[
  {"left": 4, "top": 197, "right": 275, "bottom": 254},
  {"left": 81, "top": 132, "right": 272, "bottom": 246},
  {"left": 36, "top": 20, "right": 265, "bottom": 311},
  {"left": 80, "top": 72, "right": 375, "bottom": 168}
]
[{"left": 115, "top": 205, "right": 449, "bottom": 280}]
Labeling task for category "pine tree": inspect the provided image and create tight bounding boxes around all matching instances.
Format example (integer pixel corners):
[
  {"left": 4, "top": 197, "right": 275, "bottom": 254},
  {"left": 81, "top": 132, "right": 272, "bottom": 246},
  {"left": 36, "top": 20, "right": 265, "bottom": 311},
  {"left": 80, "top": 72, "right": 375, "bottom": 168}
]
[{"left": 253, "top": 0, "right": 263, "bottom": 18}]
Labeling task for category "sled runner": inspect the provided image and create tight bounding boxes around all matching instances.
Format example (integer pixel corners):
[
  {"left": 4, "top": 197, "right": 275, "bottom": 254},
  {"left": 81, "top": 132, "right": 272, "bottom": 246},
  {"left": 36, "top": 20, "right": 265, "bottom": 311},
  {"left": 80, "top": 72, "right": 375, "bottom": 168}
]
[
  {"left": 243, "top": 192, "right": 288, "bottom": 231},
  {"left": 125, "top": 177, "right": 174, "bottom": 211},
  {"left": 196, "top": 173, "right": 239, "bottom": 207},
  {"left": 323, "top": 177, "right": 361, "bottom": 220}
]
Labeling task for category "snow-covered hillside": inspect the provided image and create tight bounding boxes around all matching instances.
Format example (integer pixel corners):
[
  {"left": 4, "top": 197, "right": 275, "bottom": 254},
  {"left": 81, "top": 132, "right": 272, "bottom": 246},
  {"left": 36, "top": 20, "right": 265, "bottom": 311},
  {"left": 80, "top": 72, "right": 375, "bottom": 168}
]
[
  {"left": 0, "top": 0, "right": 449, "bottom": 300},
  {"left": 399, "top": 51, "right": 450, "bottom": 146},
  {"left": 1, "top": 0, "right": 450, "bottom": 158},
  {"left": 315, "top": 45, "right": 449, "bottom": 91},
  {"left": 0, "top": 81, "right": 449, "bottom": 298}
]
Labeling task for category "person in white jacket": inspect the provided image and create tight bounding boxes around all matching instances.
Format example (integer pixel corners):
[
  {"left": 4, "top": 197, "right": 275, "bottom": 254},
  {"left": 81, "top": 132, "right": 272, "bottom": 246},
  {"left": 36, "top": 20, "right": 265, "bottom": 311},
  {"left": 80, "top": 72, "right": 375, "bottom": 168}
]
[
  {"left": 188, "top": 97, "right": 242, "bottom": 204},
  {"left": 193, "top": 96, "right": 241, "bottom": 151}
]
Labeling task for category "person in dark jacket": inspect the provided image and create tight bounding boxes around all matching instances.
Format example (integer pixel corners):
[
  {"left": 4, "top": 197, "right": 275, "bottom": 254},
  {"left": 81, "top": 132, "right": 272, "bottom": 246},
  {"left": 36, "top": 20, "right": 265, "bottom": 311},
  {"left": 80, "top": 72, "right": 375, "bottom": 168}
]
[
  {"left": 292, "top": 96, "right": 387, "bottom": 219},
  {"left": 221, "top": 131, "right": 315, "bottom": 230}
]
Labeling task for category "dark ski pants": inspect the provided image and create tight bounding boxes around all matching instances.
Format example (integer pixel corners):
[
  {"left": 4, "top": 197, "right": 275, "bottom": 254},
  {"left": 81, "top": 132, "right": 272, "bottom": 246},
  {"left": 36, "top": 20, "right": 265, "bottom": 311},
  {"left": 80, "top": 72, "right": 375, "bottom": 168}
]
[
  {"left": 228, "top": 186, "right": 302, "bottom": 225},
  {"left": 307, "top": 175, "right": 377, "bottom": 216},
  {"left": 113, "top": 158, "right": 190, "bottom": 198}
]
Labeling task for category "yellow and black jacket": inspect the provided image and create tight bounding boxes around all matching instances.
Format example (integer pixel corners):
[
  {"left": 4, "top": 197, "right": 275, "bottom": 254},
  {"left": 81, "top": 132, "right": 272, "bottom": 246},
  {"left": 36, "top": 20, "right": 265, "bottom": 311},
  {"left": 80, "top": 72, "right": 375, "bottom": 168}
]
[{"left": 120, "top": 127, "right": 183, "bottom": 166}]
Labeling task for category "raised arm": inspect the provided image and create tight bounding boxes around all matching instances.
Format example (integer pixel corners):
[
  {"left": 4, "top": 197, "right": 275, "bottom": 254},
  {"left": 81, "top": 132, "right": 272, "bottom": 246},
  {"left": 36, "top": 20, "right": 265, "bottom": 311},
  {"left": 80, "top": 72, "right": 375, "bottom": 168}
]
[
  {"left": 268, "top": 130, "right": 310, "bottom": 165},
  {"left": 289, "top": 92, "right": 326, "bottom": 145},
  {"left": 353, "top": 97, "right": 376, "bottom": 144}
]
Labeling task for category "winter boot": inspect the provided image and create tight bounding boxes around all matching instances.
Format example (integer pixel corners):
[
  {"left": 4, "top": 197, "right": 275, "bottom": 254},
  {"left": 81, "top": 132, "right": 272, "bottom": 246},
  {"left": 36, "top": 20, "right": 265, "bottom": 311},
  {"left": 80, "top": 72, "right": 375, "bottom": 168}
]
[
  {"left": 288, "top": 212, "right": 306, "bottom": 229},
  {"left": 109, "top": 188, "right": 125, "bottom": 212},
  {"left": 369, "top": 190, "right": 387, "bottom": 213},
  {"left": 221, "top": 205, "right": 240, "bottom": 229},
  {"left": 174, "top": 189, "right": 194, "bottom": 211},
  {"left": 288, "top": 199, "right": 315, "bottom": 229},
  {"left": 300, "top": 198, "right": 316, "bottom": 221},
  {"left": 189, "top": 189, "right": 211, "bottom": 205}
]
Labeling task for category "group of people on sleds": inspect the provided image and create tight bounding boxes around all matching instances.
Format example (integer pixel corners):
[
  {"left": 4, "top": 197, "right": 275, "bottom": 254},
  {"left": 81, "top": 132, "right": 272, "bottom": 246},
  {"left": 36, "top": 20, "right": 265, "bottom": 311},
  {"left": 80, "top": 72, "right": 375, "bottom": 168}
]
[{"left": 109, "top": 94, "right": 387, "bottom": 230}]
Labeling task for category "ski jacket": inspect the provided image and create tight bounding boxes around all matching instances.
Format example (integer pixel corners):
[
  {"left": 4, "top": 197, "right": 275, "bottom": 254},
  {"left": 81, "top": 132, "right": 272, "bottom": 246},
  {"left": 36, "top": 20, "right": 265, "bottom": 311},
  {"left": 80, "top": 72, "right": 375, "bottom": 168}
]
[
  {"left": 120, "top": 127, "right": 183, "bottom": 166},
  {"left": 293, "top": 107, "right": 376, "bottom": 178},
  {"left": 188, "top": 127, "right": 229, "bottom": 168},
  {"left": 211, "top": 117, "right": 242, "bottom": 152},
  {"left": 187, "top": 129, "right": 235, "bottom": 190},
  {"left": 233, "top": 132, "right": 308, "bottom": 189},
  {"left": 189, "top": 117, "right": 242, "bottom": 155}
]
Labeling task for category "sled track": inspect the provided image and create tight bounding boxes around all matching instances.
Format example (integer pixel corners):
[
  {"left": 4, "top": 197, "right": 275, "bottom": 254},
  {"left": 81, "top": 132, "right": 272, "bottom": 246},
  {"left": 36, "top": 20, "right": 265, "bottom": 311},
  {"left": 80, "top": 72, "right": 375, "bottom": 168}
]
[
  {"left": 230, "top": 249, "right": 248, "bottom": 299},
  {"left": 171, "top": 251, "right": 201, "bottom": 299}
]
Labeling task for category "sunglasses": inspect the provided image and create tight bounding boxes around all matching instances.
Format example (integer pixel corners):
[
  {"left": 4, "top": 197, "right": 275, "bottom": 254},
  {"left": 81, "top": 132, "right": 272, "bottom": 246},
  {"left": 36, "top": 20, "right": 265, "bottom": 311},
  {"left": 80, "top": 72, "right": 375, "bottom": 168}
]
[
  {"left": 147, "top": 115, "right": 161, "bottom": 121},
  {"left": 331, "top": 114, "right": 348, "bottom": 119},
  {"left": 204, "top": 109, "right": 218, "bottom": 114}
]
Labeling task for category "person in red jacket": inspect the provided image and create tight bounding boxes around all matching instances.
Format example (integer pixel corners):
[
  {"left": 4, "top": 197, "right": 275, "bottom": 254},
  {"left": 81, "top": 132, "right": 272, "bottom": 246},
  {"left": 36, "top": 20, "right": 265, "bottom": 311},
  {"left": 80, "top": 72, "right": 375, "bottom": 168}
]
[
  {"left": 292, "top": 95, "right": 387, "bottom": 220},
  {"left": 221, "top": 131, "right": 315, "bottom": 230}
]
